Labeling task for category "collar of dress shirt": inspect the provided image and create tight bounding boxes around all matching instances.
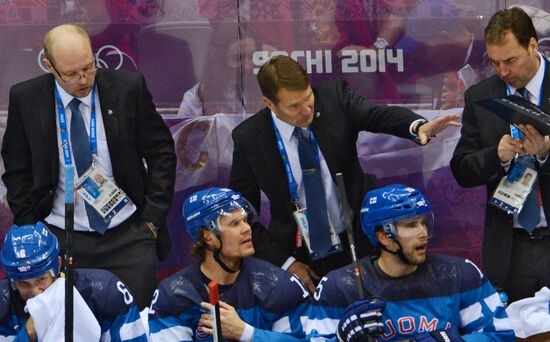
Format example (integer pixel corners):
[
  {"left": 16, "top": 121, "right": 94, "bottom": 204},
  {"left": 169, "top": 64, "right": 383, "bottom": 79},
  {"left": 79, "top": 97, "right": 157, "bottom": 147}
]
[
  {"left": 508, "top": 51, "right": 545, "bottom": 103},
  {"left": 54, "top": 80, "right": 94, "bottom": 109},
  {"left": 271, "top": 110, "right": 302, "bottom": 142}
]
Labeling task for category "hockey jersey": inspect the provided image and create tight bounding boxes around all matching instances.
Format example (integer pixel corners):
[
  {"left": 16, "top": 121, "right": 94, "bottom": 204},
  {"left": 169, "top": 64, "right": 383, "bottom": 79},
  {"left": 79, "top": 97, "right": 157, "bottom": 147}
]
[
  {"left": 0, "top": 268, "right": 146, "bottom": 341},
  {"left": 312, "top": 253, "right": 515, "bottom": 341},
  {"left": 148, "top": 257, "right": 313, "bottom": 341}
]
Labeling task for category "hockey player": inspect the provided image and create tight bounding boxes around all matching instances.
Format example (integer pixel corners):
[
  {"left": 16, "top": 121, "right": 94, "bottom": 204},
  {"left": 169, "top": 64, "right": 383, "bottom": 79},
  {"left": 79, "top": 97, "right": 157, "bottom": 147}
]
[
  {"left": 314, "top": 184, "right": 516, "bottom": 341},
  {"left": 147, "top": 187, "right": 315, "bottom": 341},
  {"left": 0, "top": 222, "right": 147, "bottom": 341}
]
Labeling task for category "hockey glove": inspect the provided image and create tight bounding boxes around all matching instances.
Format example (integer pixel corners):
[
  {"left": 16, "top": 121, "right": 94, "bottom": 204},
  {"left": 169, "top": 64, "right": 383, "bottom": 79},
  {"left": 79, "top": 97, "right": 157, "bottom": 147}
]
[{"left": 337, "top": 297, "right": 386, "bottom": 342}]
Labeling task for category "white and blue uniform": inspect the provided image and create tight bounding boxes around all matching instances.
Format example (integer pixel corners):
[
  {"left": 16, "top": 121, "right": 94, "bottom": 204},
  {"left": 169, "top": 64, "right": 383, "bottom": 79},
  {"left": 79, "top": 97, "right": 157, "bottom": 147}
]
[
  {"left": 0, "top": 269, "right": 146, "bottom": 341},
  {"left": 313, "top": 254, "right": 515, "bottom": 341},
  {"left": 148, "top": 257, "right": 314, "bottom": 341}
]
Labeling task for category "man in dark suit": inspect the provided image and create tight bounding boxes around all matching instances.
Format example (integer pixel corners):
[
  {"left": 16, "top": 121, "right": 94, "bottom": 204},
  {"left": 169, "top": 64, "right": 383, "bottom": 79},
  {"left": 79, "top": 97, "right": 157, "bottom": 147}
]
[
  {"left": 229, "top": 55, "right": 459, "bottom": 292},
  {"left": 1, "top": 24, "right": 176, "bottom": 309},
  {"left": 451, "top": 7, "right": 550, "bottom": 303}
]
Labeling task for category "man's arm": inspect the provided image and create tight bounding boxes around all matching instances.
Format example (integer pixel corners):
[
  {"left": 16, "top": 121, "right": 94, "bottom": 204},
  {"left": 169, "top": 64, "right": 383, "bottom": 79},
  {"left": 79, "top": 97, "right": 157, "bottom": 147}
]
[
  {"left": 102, "top": 277, "right": 148, "bottom": 341},
  {"left": 334, "top": 79, "right": 459, "bottom": 142},
  {"left": 147, "top": 284, "right": 197, "bottom": 342},
  {"left": 1, "top": 87, "right": 37, "bottom": 224},
  {"left": 135, "top": 74, "right": 176, "bottom": 228},
  {"left": 200, "top": 272, "right": 314, "bottom": 342},
  {"left": 458, "top": 260, "right": 515, "bottom": 341}
]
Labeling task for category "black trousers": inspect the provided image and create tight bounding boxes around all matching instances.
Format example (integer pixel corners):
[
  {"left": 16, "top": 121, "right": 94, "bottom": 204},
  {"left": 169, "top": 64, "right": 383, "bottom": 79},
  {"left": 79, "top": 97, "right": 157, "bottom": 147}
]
[
  {"left": 504, "top": 230, "right": 550, "bottom": 303},
  {"left": 48, "top": 216, "right": 157, "bottom": 310}
]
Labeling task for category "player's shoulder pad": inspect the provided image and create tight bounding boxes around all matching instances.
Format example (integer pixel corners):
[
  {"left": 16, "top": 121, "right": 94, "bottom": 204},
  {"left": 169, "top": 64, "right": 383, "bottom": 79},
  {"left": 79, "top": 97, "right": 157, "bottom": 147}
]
[
  {"left": 314, "top": 262, "right": 359, "bottom": 306},
  {"left": 74, "top": 268, "right": 135, "bottom": 322},
  {"left": 243, "top": 258, "right": 311, "bottom": 310},
  {"left": 152, "top": 265, "right": 207, "bottom": 317}
]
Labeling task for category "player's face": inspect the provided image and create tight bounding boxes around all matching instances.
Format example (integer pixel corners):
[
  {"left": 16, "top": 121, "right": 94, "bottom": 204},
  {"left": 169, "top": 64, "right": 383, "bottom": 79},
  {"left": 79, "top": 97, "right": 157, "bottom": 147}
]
[
  {"left": 487, "top": 31, "right": 540, "bottom": 89},
  {"left": 395, "top": 215, "right": 430, "bottom": 265},
  {"left": 264, "top": 86, "right": 315, "bottom": 128},
  {"left": 218, "top": 208, "right": 255, "bottom": 260},
  {"left": 44, "top": 42, "right": 96, "bottom": 98},
  {"left": 13, "top": 271, "right": 56, "bottom": 301}
]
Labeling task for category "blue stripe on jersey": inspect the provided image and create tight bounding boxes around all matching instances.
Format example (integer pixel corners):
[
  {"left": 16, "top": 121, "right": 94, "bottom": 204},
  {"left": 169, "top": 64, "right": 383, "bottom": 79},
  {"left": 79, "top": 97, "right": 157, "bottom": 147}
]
[
  {"left": 103, "top": 305, "right": 147, "bottom": 341},
  {"left": 148, "top": 304, "right": 201, "bottom": 341}
]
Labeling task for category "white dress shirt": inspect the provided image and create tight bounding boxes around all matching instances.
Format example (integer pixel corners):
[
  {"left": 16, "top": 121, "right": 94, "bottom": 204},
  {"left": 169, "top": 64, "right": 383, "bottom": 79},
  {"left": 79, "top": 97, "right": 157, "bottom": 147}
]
[
  {"left": 45, "top": 81, "right": 136, "bottom": 231},
  {"left": 508, "top": 51, "right": 547, "bottom": 228}
]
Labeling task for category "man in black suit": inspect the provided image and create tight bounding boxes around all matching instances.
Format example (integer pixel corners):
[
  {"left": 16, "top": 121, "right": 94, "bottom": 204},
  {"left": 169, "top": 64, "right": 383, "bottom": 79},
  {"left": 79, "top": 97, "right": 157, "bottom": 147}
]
[
  {"left": 229, "top": 55, "right": 459, "bottom": 292},
  {"left": 451, "top": 8, "right": 550, "bottom": 302},
  {"left": 1, "top": 24, "right": 176, "bottom": 309}
]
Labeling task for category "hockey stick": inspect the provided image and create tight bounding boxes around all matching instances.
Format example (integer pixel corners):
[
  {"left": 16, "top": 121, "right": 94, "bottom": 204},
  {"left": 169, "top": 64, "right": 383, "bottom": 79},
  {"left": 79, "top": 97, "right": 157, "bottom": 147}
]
[
  {"left": 335, "top": 173, "right": 366, "bottom": 300},
  {"left": 64, "top": 166, "right": 75, "bottom": 342},
  {"left": 208, "top": 280, "right": 223, "bottom": 342}
]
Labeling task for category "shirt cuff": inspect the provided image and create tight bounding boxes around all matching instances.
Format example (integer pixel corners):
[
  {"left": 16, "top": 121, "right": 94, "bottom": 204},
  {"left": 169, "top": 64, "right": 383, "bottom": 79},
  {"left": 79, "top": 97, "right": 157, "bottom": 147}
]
[
  {"left": 501, "top": 160, "right": 512, "bottom": 172},
  {"left": 409, "top": 119, "right": 427, "bottom": 137},
  {"left": 281, "top": 257, "right": 296, "bottom": 271},
  {"left": 239, "top": 323, "right": 255, "bottom": 342}
]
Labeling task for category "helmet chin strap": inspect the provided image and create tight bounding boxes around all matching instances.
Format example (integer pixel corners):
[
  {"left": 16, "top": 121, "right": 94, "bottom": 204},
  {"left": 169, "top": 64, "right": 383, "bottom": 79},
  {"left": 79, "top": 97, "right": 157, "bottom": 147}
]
[
  {"left": 211, "top": 239, "right": 242, "bottom": 274},
  {"left": 381, "top": 238, "right": 416, "bottom": 266}
]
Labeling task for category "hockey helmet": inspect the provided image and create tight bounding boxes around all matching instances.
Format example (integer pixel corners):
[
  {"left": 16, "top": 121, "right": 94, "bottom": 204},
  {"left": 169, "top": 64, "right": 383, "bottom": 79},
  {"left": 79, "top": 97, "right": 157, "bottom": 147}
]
[
  {"left": 360, "top": 184, "right": 430, "bottom": 246},
  {"left": 1, "top": 222, "right": 60, "bottom": 280},
  {"left": 182, "top": 187, "right": 256, "bottom": 242}
]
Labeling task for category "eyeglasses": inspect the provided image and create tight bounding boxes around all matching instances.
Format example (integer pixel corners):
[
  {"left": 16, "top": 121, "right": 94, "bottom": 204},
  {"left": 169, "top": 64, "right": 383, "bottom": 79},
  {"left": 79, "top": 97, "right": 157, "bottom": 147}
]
[{"left": 51, "top": 60, "right": 98, "bottom": 84}]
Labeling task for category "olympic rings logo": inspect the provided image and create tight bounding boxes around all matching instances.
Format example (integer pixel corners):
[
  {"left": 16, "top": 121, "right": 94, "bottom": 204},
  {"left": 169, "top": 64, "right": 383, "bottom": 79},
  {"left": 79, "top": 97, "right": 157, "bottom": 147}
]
[{"left": 38, "top": 45, "right": 137, "bottom": 72}]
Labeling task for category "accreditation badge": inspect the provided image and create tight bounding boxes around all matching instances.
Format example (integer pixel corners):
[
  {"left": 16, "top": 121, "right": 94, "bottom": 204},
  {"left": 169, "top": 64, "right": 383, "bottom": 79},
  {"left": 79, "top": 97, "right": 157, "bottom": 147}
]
[
  {"left": 292, "top": 207, "right": 343, "bottom": 261},
  {"left": 489, "top": 162, "right": 537, "bottom": 215},
  {"left": 75, "top": 166, "right": 132, "bottom": 222}
]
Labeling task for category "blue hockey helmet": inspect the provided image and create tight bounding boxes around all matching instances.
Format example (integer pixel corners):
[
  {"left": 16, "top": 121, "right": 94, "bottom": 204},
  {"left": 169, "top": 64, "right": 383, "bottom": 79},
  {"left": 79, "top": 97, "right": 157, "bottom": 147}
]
[
  {"left": 182, "top": 187, "right": 256, "bottom": 242},
  {"left": 360, "top": 184, "right": 430, "bottom": 246},
  {"left": 1, "top": 222, "right": 60, "bottom": 280}
]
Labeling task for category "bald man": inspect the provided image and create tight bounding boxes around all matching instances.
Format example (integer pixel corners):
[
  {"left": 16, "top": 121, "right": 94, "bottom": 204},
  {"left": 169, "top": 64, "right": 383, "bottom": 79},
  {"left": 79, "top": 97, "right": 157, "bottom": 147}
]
[{"left": 1, "top": 24, "right": 176, "bottom": 309}]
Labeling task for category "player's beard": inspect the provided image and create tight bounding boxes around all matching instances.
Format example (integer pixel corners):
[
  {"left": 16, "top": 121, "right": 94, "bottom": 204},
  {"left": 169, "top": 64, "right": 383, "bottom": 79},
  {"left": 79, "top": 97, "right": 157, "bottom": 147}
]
[{"left": 400, "top": 242, "right": 427, "bottom": 266}]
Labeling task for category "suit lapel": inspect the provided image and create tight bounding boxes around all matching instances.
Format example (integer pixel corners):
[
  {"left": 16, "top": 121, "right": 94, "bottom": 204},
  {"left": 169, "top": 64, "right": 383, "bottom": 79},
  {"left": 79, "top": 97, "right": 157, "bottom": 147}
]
[
  {"left": 38, "top": 76, "right": 59, "bottom": 181},
  {"left": 540, "top": 57, "right": 550, "bottom": 113},
  {"left": 486, "top": 77, "right": 510, "bottom": 137},
  {"left": 95, "top": 70, "right": 119, "bottom": 161},
  {"left": 258, "top": 109, "right": 293, "bottom": 204},
  {"left": 310, "top": 100, "right": 339, "bottom": 178}
]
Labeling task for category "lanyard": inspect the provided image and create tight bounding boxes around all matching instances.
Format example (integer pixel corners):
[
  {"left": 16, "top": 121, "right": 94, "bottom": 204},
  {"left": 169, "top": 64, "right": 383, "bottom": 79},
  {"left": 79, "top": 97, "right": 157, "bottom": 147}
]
[
  {"left": 271, "top": 117, "right": 321, "bottom": 207},
  {"left": 55, "top": 85, "right": 98, "bottom": 166},
  {"left": 506, "top": 57, "right": 545, "bottom": 140},
  {"left": 55, "top": 85, "right": 97, "bottom": 203}
]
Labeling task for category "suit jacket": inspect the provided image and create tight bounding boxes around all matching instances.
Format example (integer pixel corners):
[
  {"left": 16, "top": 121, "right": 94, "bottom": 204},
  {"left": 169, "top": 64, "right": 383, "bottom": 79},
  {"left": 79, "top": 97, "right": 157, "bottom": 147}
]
[
  {"left": 1, "top": 69, "right": 176, "bottom": 259},
  {"left": 451, "top": 58, "right": 550, "bottom": 288},
  {"left": 229, "top": 80, "right": 424, "bottom": 267}
]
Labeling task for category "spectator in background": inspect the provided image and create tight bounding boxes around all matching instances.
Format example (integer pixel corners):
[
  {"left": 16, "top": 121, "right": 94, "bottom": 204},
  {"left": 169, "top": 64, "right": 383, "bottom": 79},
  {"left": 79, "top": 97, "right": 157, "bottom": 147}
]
[{"left": 177, "top": 23, "right": 262, "bottom": 116}]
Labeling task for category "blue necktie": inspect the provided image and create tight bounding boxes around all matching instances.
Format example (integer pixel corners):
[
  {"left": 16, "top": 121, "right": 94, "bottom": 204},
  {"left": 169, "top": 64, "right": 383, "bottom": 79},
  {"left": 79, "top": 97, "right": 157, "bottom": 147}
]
[
  {"left": 294, "top": 127, "right": 332, "bottom": 258},
  {"left": 516, "top": 88, "right": 540, "bottom": 232},
  {"left": 69, "top": 98, "right": 109, "bottom": 234}
]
